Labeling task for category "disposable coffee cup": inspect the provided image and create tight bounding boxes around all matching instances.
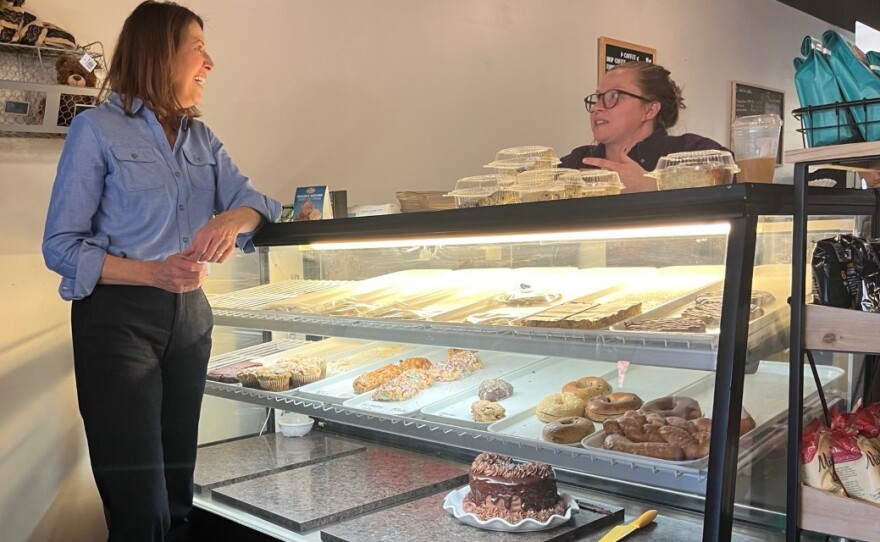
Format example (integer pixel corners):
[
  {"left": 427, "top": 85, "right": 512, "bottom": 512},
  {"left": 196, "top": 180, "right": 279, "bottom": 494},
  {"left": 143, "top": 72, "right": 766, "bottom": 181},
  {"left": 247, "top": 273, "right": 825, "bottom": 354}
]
[{"left": 731, "top": 114, "right": 783, "bottom": 184}]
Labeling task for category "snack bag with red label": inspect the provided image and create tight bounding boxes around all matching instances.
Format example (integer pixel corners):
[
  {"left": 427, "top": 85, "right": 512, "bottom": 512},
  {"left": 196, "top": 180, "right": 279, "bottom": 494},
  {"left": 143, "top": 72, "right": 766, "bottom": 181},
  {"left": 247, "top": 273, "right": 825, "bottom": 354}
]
[
  {"left": 829, "top": 416, "right": 880, "bottom": 503},
  {"left": 854, "top": 403, "right": 880, "bottom": 450},
  {"left": 801, "top": 419, "right": 848, "bottom": 497}
]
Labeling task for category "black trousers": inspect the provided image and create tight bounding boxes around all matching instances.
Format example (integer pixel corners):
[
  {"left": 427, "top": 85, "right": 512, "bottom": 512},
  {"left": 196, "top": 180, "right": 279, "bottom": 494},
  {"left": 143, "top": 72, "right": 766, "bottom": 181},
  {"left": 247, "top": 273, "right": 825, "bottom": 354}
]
[{"left": 72, "top": 285, "right": 213, "bottom": 542}]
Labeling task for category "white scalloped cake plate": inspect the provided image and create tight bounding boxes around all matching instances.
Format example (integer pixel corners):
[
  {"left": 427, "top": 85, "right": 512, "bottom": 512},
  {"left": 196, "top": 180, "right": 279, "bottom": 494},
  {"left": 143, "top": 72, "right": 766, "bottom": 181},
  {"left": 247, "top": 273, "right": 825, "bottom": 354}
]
[{"left": 442, "top": 486, "right": 578, "bottom": 532}]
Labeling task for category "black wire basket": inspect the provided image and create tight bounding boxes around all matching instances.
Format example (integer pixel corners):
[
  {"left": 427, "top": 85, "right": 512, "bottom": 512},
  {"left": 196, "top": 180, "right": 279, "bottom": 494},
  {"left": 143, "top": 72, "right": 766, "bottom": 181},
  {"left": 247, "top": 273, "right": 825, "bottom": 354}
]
[{"left": 791, "top": 97, "right": 880, "bottom": 148}]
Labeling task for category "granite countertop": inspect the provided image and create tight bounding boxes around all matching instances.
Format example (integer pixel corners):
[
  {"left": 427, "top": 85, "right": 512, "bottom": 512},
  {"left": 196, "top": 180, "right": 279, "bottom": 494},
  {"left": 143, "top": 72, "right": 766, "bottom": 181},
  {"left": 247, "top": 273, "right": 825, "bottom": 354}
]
[
  {"left": 210, "top": 447, "right": 468, "bottom": 532},
  {"left": 194, "top": 433, "right": 366, "bottom": 493},
  {"left": 194, "top": 430, "right": 782, "bottom": 542}
]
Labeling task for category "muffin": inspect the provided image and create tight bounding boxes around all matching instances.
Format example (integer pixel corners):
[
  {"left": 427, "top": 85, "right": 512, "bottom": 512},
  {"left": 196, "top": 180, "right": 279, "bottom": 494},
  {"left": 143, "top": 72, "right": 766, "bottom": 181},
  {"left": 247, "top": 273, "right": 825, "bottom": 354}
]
[
  {"left": 287, "top": 357, "right": 327, "bottom": 387},
  {"left": 237, "top": 366, "right": 262, "bottom": 389},
  {"left": 256, "top": 366, "right": 291, "bottom": 392}
]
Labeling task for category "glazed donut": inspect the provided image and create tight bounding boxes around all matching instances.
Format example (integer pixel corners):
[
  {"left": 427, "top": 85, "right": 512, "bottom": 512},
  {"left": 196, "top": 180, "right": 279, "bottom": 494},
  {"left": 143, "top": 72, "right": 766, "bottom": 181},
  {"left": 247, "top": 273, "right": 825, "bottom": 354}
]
[
  {"left": 535, "top": 392, "right": 586, "bottom": 423},
  {"left": 640, "top": 396, "right": 702, "bottom": 420},
  {"left": 693, "top": 417, "right": 712, "bottom": 433},
  {"left": 542, "top": 416, "right": 595, "bottom": 444},
  {"left": 561, "top": 376, "right": 612, "bottom": 402},
  {"left": 658, "top": 425, "right": 711, "bottom": 460},
  {"left": 584, "top": 392, "right": 643, "bottom": 422},
  {"left": 604, "top": 415, "right": 665, "bottom": 443},
  {"left": 603, "top": 434, "right": 685, "bottom": 461}
]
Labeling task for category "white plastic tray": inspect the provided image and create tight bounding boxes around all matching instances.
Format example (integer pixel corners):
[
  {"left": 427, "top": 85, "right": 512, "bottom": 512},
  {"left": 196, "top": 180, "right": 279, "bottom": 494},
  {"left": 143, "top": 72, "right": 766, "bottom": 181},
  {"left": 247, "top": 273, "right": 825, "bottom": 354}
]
[
  {"left": 296, "top": 345, "right": 439, "bottom": 403},
  {"left": 433, "top": 267, "right": 655, "bottom": 325},
  {"left": 419, "top": 357, "right": 619, "bottom": 429},
  {"left": 258, "top": 269, "right": 450, "bottom": 313},
  {"left": 247, "top": 337, "right": 372, "bottom": 368},
  {"left": 341, "top": 350, "right": 547, "bottom": 416},
  {"left": 611, "top": 263, "right": 790, "bottom": 336},
  {"left": 580, "top": 361, "right": 844, "bottom": 468},
  {"left": 487, "top": 364, "right": 712, "bottom": 442}
]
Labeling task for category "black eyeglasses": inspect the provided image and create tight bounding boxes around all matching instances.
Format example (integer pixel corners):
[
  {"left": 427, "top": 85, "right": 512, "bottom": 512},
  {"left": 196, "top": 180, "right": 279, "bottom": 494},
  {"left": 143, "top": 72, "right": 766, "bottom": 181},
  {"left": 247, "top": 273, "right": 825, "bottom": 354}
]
[{"left": 584, "top": 89, "right": 652, "bottom": 112}]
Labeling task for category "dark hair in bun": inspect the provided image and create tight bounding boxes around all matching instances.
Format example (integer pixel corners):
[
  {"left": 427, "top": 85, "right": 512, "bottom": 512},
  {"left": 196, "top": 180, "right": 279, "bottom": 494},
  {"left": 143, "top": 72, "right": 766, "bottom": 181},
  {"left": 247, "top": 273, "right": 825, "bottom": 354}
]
[{"left": 610, "top": 61, "right": 685, "bottom": 130}]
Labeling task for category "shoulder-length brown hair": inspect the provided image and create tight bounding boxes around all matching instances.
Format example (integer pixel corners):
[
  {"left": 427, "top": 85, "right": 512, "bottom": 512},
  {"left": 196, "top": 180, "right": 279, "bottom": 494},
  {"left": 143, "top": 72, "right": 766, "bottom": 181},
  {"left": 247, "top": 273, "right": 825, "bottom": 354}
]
[{"left": 103, "top": 1, "right": 203, "bottom": 121}]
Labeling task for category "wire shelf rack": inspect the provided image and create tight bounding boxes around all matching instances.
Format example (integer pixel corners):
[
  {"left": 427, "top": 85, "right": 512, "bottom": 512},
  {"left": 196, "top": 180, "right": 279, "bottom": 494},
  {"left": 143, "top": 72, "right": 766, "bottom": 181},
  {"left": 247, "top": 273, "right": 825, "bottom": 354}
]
[{"left": 0, "top": 41, "right": 106, "bottom": 137}]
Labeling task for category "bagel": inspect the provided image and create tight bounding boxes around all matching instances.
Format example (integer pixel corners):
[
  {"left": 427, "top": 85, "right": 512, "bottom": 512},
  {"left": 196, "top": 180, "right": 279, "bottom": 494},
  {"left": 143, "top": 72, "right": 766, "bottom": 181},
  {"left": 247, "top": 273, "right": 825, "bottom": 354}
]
[
  {"left": 561, "top": 376, "right": 612, "bottom": 402},
  {"left": 542, "top": 416, "right": 595, "bottom": 444},
  {"left": 640, "top": 396, "right": 702, "bottom": 420},
  {"left": 584, "top": 392, "right": 643, "bottom": 422},
  {"left": 535, "top": 392, "right": 585, "bottom": 423}
]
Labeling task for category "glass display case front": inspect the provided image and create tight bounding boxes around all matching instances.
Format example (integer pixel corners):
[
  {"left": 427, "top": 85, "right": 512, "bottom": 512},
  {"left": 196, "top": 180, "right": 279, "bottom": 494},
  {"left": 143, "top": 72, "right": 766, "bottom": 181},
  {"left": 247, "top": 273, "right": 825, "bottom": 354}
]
[{"left": 199, "top": 185, "right": 876, "bottom": 539}]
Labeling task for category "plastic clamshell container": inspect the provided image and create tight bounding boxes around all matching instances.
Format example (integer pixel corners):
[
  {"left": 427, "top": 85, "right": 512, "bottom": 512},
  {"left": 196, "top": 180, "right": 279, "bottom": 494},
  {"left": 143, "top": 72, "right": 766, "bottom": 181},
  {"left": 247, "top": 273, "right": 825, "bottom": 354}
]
[
  {"left": 647, "top": 150, "right": 740, "bottom": 190},
  {"left": 558, "top": 169, "right": 624, "bottom": 197},
  {"left": 485, "top": 146, "right": 561, "bottom": 174},
  {"left": 493, "top": 145, "right": 558, "bottom": 162},
  {"left": 452, "top": 174, "right": 507, "bottom": 192},
  {"left": 277, "top": 413, "right": 314, "bottom": 437},
  {"left": 446, "top": 187, "right": 499, "bottom": 208}
]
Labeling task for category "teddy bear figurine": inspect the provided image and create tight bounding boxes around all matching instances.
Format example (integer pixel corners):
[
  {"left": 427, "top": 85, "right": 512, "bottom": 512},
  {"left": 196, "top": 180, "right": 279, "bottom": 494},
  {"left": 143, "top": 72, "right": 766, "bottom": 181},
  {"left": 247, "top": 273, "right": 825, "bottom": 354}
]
[{"left": 55, "top": 55, "right": 97, "bottom": 126}]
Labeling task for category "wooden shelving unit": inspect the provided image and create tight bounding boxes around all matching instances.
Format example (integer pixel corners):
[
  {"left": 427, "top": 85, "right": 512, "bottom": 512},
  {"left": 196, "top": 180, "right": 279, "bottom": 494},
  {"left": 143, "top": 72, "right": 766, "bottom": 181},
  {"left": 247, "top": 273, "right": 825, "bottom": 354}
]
[
  {"left": 803, "top": 304, "right": 880, "bottom": 352},
  {"left": 800, "top": 485, "right": 880, "bottom": 542},
  {"left": 786, "top": 141, "right": 880, "bottom": 542}
]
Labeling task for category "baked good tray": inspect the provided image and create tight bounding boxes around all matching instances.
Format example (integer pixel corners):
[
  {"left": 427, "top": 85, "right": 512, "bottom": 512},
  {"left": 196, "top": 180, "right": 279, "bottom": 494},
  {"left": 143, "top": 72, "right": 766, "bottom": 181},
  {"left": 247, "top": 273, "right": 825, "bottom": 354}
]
[
  {"left": 207, "top": 279, "right": 351, "bottom": 310},
  {"left": 578, "top": 361, "right": 843, "bottom": 471},
  {"left": 485, "top": 363, "right": 711, "bottom": 444},
  {"left": 607, "top": 264, "right": 791, "bottom": 367},
  {"left": 429, "top": 267, "right": 654, "bottom": 325},
  {"left": 257, "top": 269, "right": 450, "bottom": 313},
  {"left": 296, "top": 345, "right": 445, "bottom": 403},
  {"left": 205, "top": 338, "right": 417, "bottom": 390},
  {"left": 419, "top": 356, "right": 620, "bottom": 430},
  {"left": 339, "top": 350, "right": 546, "bottom": 416}
]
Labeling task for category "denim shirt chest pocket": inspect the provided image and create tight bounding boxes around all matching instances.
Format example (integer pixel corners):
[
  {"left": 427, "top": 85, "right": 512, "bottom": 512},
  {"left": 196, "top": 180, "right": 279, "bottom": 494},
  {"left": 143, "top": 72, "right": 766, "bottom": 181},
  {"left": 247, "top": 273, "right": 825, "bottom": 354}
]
[
  {"left": 110, "top": 146, "right": 165, "bottom": 191},
  {"left": 182, "top": 145, "right": 217, "bottom": 191}
]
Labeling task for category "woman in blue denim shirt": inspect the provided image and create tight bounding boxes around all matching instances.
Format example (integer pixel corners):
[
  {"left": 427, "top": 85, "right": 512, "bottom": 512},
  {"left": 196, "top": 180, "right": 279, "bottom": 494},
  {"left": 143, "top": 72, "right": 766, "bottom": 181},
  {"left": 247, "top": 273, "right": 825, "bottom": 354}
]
[{"left": 42, "top": 2, "right": 281, "bottom": 540}]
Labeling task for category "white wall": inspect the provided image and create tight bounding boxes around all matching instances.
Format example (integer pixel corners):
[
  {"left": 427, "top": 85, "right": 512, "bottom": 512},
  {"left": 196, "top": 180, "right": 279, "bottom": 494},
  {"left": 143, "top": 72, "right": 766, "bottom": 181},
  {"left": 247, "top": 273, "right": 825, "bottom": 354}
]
[{"left": 0, "top": 1, "right": 845, "bottom": 540}]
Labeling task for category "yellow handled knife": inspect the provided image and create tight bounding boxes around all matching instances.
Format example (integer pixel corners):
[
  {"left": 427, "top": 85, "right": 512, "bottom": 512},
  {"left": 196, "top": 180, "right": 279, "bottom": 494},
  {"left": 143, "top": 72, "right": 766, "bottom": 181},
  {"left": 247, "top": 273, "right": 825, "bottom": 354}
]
[{"left": 598, "top": 510, "right": 658, "bottom": 542}]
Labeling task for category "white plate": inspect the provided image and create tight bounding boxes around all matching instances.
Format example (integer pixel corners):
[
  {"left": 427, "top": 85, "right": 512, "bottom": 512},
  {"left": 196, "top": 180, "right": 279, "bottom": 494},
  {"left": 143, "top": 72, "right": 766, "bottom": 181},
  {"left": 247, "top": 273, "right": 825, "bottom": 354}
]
[{"left": 442, "top": 486, "right": 578, "bottom": 532}]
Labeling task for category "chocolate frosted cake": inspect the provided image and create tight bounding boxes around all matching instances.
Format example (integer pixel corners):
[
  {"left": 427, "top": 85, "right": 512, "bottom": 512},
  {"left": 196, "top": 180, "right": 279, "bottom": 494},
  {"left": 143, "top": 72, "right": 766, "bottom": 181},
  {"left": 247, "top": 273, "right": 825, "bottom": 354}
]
[{"left": 462, "top": 452, "right": 565, "bottom": 522}]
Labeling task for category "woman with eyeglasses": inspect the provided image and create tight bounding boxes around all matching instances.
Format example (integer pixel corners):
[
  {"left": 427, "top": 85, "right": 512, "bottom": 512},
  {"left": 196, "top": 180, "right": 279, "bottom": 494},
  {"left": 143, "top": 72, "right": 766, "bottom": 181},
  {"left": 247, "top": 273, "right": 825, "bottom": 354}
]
[{"left": 559, "top": 61, "right": 728, "bottom": 193}]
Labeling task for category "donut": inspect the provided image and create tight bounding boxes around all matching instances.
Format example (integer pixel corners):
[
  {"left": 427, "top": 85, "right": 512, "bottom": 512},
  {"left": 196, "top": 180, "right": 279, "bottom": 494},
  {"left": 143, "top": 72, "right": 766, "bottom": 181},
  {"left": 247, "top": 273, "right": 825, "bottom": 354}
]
[
  {"left": 535, "top": 392, "right": 586, "bottom": 423},
  {"left": 640, "top": 396, "right": 702, "bottom": 420},
  {"left": 603, "top": 434, "right": 685, "bottom": 461},
  {"left": 561, "top": 376, "right": 612, "bottom": 402},
  {"left": 584, "top": 392, "right": 643, "bottom": 422},
  {"left": 478, "top": 378, "right": 514, "bottom": 402},
  {"left": 542, "top": 416, "right": 595, "bottom": 444}
]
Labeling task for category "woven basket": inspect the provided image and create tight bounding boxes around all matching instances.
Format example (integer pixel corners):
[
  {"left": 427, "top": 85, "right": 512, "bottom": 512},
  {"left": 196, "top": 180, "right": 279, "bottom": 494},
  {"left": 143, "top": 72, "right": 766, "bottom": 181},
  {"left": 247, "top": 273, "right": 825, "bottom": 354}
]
[{"left": 395, "top": 191, "right": 456, "bottom": 213}]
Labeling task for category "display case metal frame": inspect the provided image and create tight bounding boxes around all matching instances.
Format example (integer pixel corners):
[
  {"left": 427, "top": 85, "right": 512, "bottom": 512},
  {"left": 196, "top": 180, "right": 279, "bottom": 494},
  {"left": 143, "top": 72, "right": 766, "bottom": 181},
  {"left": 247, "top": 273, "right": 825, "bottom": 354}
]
[{"left": 206, "top": 183, "right": 877, "bottom": 541}]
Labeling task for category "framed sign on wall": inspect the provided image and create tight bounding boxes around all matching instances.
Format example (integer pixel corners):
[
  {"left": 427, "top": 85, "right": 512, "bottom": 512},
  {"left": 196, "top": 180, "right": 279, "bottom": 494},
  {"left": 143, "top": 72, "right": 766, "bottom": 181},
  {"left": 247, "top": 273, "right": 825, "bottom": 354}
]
[
  {"left": 597, "top": 37, "right": 656, "bottom": 81},
  {"left": 730, "top": 81, "right": 785, "bottom": 166}
]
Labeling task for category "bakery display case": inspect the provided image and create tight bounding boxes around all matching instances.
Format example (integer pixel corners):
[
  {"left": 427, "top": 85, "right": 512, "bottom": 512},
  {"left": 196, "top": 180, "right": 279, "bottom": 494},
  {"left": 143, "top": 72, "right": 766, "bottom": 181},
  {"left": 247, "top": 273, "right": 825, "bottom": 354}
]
[{"left": 198, "top": 184, "right": 877, "bottom": 541}]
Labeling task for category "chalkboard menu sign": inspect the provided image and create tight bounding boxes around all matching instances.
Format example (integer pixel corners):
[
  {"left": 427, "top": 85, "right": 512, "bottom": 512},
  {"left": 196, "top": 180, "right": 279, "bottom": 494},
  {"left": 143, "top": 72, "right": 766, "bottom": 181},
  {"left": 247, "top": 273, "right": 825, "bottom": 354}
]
[
  {"left": 597, "top": 37, "right": 656, "bottom": 81},
  {"left": 730, "top": 81, "right": 785, "bottom": 165}
]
